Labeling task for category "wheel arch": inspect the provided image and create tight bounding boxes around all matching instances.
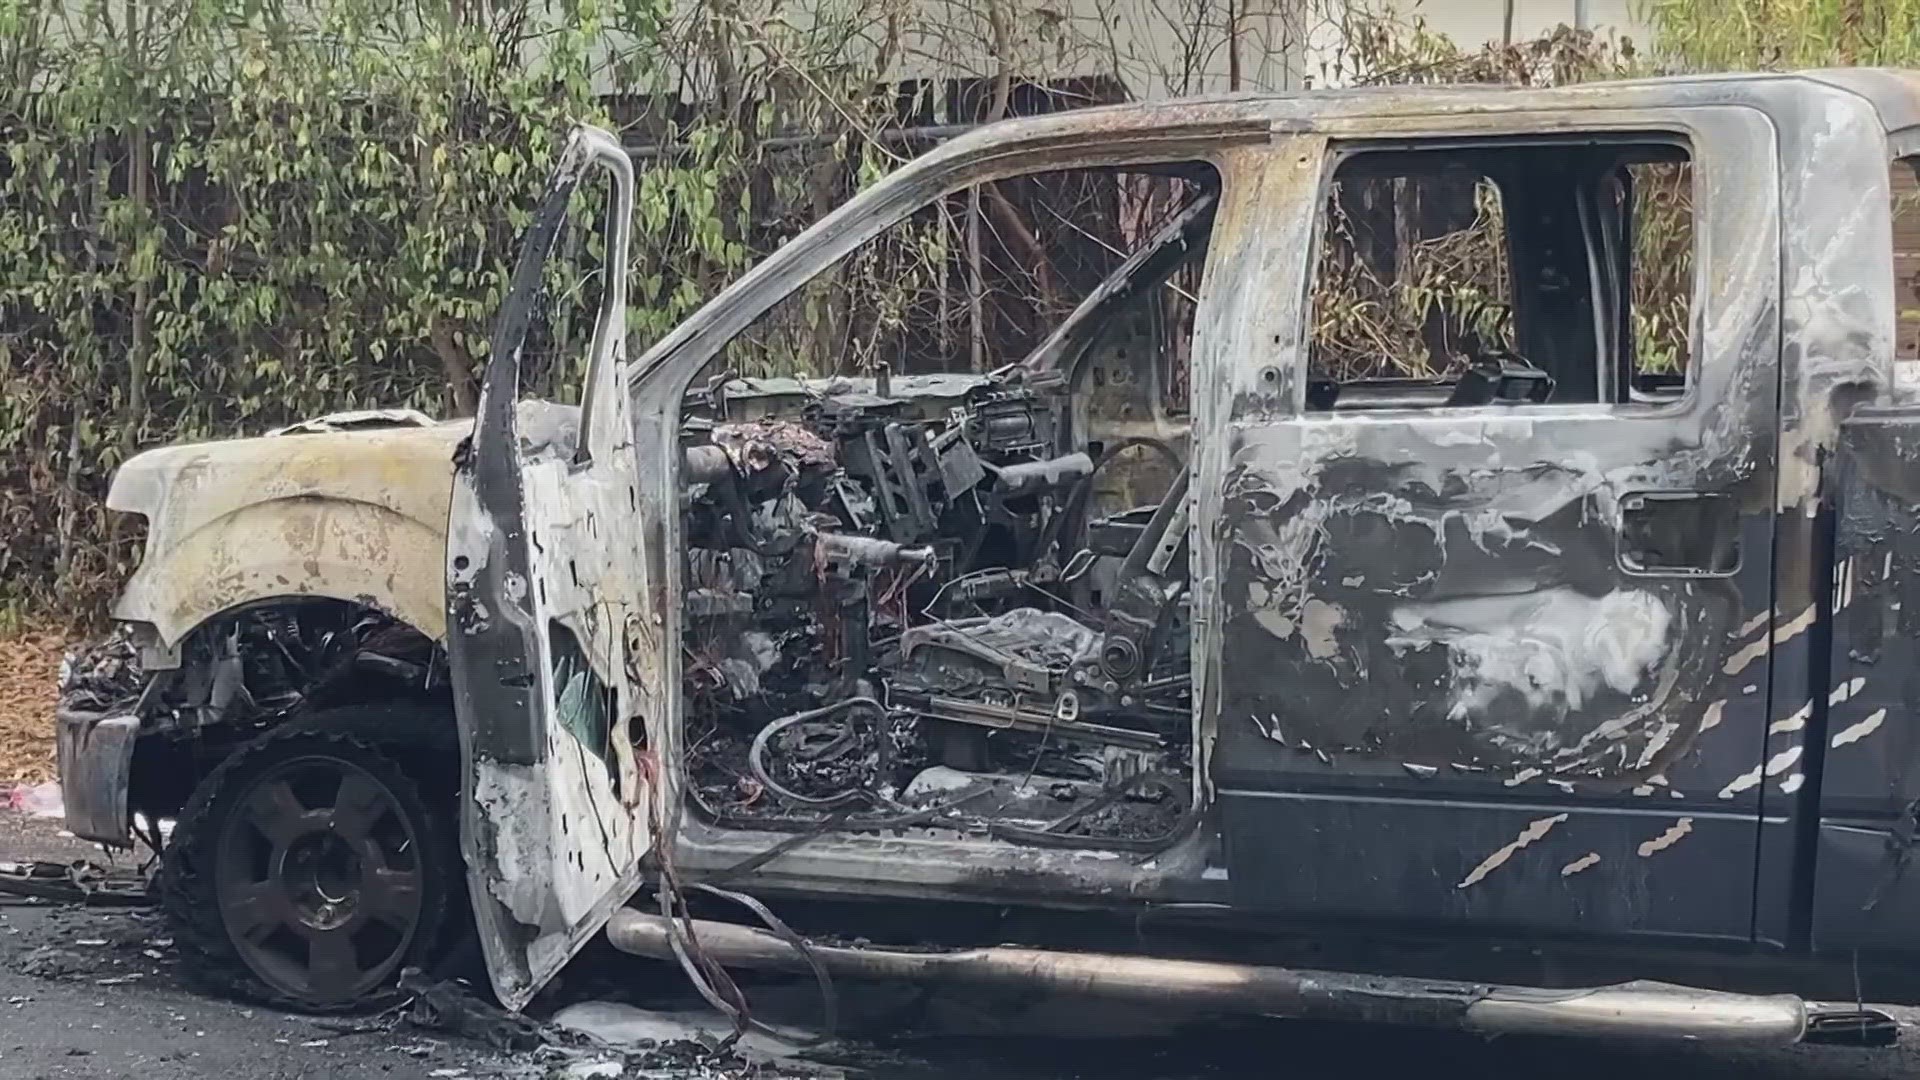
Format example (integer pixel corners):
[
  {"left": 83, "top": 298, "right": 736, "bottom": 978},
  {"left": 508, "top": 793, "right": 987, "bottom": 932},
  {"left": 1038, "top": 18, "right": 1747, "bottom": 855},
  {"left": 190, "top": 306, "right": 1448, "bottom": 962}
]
[
  {"left": 119, "top": 596, "right": 460, "bottom": 822},
  {"left": 115, "top": 497, "right": 448, "bottom": 656}
]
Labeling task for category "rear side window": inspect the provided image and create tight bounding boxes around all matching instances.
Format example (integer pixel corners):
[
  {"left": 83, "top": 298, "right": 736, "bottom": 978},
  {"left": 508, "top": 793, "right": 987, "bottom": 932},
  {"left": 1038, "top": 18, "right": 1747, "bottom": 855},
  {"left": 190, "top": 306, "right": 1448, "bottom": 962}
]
[{"left": 1304, "top": 139, "right": 1696, "bottom": 412}]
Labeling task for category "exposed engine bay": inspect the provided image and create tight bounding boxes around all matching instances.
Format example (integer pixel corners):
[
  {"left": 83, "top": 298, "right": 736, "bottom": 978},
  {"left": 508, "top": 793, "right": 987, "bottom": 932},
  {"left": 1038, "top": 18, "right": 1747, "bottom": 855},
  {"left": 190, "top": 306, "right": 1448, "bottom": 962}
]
[{"left": 676, "top": 366, "right": 1194, "bottom": 853}]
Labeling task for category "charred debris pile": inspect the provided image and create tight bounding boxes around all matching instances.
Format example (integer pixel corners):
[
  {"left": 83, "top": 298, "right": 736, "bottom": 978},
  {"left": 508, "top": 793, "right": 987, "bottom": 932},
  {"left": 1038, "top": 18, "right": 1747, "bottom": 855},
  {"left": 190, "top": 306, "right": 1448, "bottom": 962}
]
[{"left": 678, "top": 368, "right": 1193, "bottom": 852}]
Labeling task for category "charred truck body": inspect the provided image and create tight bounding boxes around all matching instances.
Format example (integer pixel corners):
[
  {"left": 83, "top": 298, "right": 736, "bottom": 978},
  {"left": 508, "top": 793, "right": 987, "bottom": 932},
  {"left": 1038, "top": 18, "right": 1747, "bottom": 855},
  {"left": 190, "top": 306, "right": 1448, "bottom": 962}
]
[{"left": 52, "top": 72, "right": 1920, "bottom": 1042}]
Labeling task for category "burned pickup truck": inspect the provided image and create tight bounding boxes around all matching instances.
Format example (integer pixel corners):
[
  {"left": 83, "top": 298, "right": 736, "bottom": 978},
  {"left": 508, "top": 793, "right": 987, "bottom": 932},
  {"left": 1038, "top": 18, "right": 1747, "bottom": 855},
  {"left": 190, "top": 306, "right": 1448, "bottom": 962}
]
[{"left": 53, "top": 70, "right": 1920, "bottom": 1043}]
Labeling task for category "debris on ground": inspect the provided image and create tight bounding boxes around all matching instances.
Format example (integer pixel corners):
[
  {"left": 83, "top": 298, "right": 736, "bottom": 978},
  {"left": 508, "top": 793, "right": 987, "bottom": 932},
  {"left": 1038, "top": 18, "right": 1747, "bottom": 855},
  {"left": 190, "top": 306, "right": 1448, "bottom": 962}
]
[
  {"left": 552, "top": 999, "right": 805, "bottom": 1061},
  {"left": 400, "top": 970, "right": 552, "bottom": 1053},
  {"left": 3, "top": 782, "right": 62, "bottom": 818},
  {"left": 0, "top": 859, "right": 150, "bottom": 906},
  {"left": 9, "top": 906, "right": 178, "bottom": 988},
  {"left": 399, "top": 972, "right": 796, "bottom": 1078}
]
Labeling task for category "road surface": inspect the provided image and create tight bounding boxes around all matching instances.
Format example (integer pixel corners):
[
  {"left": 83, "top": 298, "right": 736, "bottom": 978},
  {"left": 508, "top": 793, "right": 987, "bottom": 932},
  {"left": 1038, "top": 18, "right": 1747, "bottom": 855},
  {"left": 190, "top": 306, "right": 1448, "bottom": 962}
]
[{"left": 4, "top": 808, "right": 1920, "bottom": 1080}]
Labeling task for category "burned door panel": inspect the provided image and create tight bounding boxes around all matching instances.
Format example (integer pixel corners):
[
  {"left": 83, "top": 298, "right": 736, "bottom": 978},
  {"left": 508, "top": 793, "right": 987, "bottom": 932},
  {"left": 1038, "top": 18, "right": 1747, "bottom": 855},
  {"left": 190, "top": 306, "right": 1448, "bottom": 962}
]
[
  {"left": 1214, "top": 425, "right": 1749, "bottom": 770},
  {"left": 1226, "top": 797, "right": 1761, "bottom": 939},
  {"left": 1203, "top": 109, "right": 1783, "bottom": 940},
  {"left": 1212, "top": 418, "right": 1772, "bottom": 937},
  {"left": 445, "top": 127, "right": 654, "bottom": 1010}
]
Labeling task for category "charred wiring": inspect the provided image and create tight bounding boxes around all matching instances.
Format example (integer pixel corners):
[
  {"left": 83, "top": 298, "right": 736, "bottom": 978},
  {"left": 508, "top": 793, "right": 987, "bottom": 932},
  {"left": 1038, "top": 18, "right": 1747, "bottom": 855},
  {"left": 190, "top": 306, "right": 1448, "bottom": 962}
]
[{"left": 57, "top": 602, "right": 449, "bottom": 849}]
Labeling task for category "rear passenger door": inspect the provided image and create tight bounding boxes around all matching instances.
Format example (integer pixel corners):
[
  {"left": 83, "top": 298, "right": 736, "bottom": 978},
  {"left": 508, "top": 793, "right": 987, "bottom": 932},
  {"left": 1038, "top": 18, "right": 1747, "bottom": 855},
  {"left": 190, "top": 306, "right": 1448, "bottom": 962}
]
[{"left": 1201, "top": 110, "right": 1782, "bottom": 942}]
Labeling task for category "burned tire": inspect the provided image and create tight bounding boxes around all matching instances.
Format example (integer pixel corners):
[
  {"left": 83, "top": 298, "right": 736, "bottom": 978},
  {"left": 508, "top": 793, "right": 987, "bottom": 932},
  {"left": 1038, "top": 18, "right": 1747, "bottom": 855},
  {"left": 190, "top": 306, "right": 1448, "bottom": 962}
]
[{"left": 160, "top": 724, "right": 462, "bottom": 1012}]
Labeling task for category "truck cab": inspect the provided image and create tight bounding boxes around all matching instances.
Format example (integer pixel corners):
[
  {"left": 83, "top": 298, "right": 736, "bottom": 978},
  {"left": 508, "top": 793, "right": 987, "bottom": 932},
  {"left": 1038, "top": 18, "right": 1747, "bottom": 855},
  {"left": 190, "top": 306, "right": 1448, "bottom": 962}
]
[{"left": 59, "top": 70, "right": 1920, "bottom": 1038}]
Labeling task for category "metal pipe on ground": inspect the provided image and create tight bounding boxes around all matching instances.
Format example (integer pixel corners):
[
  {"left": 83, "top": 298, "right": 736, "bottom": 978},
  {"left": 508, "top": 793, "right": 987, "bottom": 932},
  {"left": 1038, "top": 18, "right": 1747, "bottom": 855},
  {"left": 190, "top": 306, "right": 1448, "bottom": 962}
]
[{"left": 606, "top": 909, "right": 1894, "bottom": 1046}]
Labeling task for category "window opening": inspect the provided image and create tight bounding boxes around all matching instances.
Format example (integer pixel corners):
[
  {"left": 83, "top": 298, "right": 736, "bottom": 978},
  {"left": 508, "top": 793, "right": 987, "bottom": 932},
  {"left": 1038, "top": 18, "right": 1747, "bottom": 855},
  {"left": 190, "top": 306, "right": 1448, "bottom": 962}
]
[{"left": 1305, "top": 139, "right": 1695, "bottom": 412}]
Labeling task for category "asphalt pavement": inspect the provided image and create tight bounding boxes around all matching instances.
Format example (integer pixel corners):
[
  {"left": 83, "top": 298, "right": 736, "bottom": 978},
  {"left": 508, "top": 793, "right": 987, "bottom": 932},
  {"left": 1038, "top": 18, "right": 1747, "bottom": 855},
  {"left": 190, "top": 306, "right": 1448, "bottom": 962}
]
[{"left": 6, "top": 808, "right": 1920, "bottom": 1080}]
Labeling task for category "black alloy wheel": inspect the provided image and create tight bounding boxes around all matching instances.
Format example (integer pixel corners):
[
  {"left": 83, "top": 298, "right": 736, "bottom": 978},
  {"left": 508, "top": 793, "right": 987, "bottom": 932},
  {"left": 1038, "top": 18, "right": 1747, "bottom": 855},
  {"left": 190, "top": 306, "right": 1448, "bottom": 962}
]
[{"left": 162, "top": 728, "right": 457, "bottom": 1011}]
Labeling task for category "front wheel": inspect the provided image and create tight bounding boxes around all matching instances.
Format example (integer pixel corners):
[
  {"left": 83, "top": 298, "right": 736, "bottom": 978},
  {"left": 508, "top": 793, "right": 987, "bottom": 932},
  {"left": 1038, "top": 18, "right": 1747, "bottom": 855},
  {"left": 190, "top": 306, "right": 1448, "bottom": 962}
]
[{"left": 161, "top": 726, "right": 461, "bottom": 1011}]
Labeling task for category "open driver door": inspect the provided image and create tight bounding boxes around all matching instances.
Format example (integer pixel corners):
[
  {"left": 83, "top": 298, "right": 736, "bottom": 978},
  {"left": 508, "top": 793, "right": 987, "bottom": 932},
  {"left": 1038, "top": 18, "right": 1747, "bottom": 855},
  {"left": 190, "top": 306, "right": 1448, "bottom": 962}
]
[{"left": 445, "top": 126, "right": 662, "bottom": 1009}]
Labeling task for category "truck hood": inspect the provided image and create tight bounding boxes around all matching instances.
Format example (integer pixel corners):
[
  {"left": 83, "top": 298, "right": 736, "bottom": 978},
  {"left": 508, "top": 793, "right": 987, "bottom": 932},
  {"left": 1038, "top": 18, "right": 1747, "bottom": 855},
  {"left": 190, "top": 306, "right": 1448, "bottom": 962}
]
[
  {"left": 109, "top": 415, "right": 475, "bottom": 554},
  {"left": 105, "top": 411, "right": 483, "bottom": 648}
]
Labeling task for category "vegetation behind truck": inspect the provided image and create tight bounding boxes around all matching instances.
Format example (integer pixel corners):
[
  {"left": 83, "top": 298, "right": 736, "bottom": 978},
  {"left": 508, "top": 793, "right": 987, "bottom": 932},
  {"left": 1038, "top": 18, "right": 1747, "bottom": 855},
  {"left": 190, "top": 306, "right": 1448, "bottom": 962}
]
[{"left": 50, "top": 70, "right": 1920, "bottom": 1043}]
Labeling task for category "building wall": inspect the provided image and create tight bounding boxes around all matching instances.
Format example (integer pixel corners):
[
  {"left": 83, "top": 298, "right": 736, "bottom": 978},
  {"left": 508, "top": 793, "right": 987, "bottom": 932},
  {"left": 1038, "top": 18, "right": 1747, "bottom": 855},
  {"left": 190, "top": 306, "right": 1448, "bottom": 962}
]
[
  {"left": 1411, "top": 0, "right": 1643, "bottom": 54},
  {"left": 871, "top": 0, "right": 1653, "bottom": 109}
]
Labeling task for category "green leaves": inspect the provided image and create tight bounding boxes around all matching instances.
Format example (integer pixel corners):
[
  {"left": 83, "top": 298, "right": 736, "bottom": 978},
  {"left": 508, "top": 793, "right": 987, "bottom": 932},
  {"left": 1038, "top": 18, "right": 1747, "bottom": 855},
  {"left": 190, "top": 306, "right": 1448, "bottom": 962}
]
[
  {"left": 0, "top": 4, "right": 625, "bottom": 617},
  {"left": 4, "top": 0, "right": 1064, "bottom": 620}
]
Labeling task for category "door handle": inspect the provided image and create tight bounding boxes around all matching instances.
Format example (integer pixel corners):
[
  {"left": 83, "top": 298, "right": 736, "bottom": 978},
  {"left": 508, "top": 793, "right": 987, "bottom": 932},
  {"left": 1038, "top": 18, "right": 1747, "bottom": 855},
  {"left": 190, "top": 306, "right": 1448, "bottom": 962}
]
[{"left": 1618, "top": 491, "right": 1741, "bottom": 576}]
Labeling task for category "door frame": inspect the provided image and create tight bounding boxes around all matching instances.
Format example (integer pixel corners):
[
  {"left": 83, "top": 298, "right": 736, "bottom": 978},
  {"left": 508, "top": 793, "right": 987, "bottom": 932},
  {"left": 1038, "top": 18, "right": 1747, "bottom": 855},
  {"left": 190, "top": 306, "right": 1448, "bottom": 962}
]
[{"left": 623, "top": 121, "right": 1274, "bottom": 899}]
